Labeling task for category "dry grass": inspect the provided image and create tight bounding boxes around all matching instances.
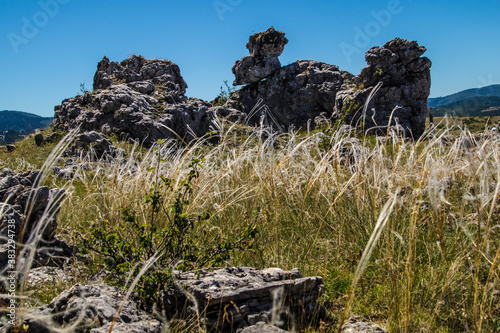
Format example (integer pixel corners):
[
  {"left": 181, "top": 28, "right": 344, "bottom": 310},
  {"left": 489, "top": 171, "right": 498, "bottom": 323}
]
[{"left": 1, "top": 118, "right": 500, "bottom": 332}]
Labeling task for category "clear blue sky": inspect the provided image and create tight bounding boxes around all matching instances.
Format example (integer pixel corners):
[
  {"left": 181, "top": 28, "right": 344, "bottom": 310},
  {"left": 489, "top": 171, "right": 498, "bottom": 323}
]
[{"left": 1, "top": 0, "right": 499, "bottom": 117}]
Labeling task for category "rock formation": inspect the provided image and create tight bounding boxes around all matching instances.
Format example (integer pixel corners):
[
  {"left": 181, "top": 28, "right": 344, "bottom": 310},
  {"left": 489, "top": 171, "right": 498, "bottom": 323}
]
[
  {"left": 227, "top": 60, "right": 354, "bottom": 130},
  {"left": 232, "top": 26, "right": 288, "bottom": 86},
  {"left": 335, "top": 38, "right": 431, "bottom": 137},
  {"left": 226, "top": 28, "right": 431, "bottom": 137},
  {"left": 52, "top": 55, "right": 217, "bottom": 146},
  {"left": 50, "top": 30, "right": 431, "bottom": 142},
  {"left": 0, "top": 169, "right": 71, "bottom": 270},
  {"left": 93, "top": 55, "right": 187, "bottom": 103}
]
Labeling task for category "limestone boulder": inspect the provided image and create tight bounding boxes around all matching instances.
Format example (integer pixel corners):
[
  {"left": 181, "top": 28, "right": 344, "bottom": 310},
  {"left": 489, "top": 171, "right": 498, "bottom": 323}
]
[
  {"left": 26, "top": 284, "right": 162, "bottom": 333},
  {"left": 246, "top": 26, "right": 288, "bottom": 58},
  {"left": 228, "top": 60, "right": 353, "bottom": 129},
  {"left": 335, "top": 38, "right": 431, "bottom": 138},
  {"left": 52, "top": 84, "right": 216, "bottom": 147},
  {"left": 0, "top": 170, "right": 70, "bottom": 270},
  {"left": 233, "top": 55, "right": 281, "bottom": 85},
  {"left": 93, "top": 55, "right": 187, "bottom": 104},
  {"left": 174, "top": 267, "right": 325, "bottom": 332},
  {"left": 232, "top": 27, "right": 288, "bottom": 86}
]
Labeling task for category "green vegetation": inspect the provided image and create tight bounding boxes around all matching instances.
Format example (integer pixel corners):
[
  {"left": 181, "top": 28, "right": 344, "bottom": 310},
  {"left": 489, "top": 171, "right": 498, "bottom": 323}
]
[
  {"left": 2, "top": 118, "right": 500, "bottom": 332},
  {"left": 213, "top": 80, "right": 235, "bottom": 106},
  {"left": 80, "top": 153, "right": 258, "bottom": 305}
]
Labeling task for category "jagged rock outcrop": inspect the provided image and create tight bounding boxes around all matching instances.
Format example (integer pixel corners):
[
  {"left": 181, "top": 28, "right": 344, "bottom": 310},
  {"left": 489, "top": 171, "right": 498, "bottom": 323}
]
[
  {"left": 26, "top": 284, "right": 162, "bottom": 333},
  {"left": 175, "top": 267, "right": 325, "bottom": 332},
  {"left": 227, "top": 29, "right": 430, "bottom": 137},
  {"left": 52, "top": 82, "right": 215, "bottom": 146},
  {"left": 52, "top": 55, "right": 218, "bottom": 146},
  {"left": 93, "top": 55, "right": 187, "bottom": 103},
  {"left": 335, "top": 38, "right": 431, "bottom": 137},
  {"left": 232, "top": 27, "right": 288, "bottom": 85},
  {"left": 52, "top": 32, "right": 431, "bottom": 143},
  {"left": 227, "top": 60, "right": 354, "bottom": 129},
  {"left": 0, "top": 169, "right": 71, "bottom": 270}
]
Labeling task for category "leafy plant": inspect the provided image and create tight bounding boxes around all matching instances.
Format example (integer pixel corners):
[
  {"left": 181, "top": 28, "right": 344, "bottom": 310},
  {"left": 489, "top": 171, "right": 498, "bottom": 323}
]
[
  {"left": 80, "top": 149, "right": 258, "bottom": 304},
  {"left": 213, "top": 80, "right": 235, "bottom": 106},
  {"left": 79, "top": 81, "right": 89, "bottom": 95},
  {"left": 341, "top": 98, "right": 360, "bottom": 116}
]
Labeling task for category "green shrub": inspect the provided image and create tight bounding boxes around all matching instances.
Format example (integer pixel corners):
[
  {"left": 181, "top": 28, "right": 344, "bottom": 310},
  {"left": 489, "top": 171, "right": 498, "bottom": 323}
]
[
  {"left": 213, "top": 80, "right": 235, "bottom": 106},
  {"left": 80, "top": 151, "right": 258, "bottom": 304}
]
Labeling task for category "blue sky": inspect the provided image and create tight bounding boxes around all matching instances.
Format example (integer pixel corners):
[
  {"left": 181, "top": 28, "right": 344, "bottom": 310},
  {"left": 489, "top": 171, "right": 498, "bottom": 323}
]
[{"left": 1, "top": 0, "right": 499, "bottom": 117}]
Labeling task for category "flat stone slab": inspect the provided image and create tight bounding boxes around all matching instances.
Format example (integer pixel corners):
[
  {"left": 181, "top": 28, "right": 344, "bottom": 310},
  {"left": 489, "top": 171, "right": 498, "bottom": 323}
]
[
  {"left": 175, "top": 267, "right": 324, "bottom": 331},
  {"left": 342, "top": 317, "right": 388, "bottom": 333}
]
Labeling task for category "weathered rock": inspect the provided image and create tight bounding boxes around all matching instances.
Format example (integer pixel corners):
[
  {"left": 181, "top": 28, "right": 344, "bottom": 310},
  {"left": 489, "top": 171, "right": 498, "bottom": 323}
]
[
  {"left": 232, "top": 27, "right": 288, "bottom": 86},
  {"left": 246, "top": 26, "right": 288, "bottom": 58},
  {"left": 64, "top": 131, "right": 124, "bottom": 161},
  {"left": 233, "top": 55, "right": 281, "bottom": 85},
  {"left": 174, "top": 267, "right": 324, "bottom": 332},
  {"left": 238, "top": 321, "right": 288, "bottom": 333},
  {"left": 0, "top": 170, "right": 70, "bottom": 271},
  {"left": 52, "top": 83, "right": 216, "bottom": 147},
  {"left": 90, "top": 320, "right": 163, "bottom": 333},
  {"left": 335, "top": 38, "right": 431, "bottom": 138},
  {"left": 34, "top": 132, "right": 44, "bottom": 146},
  {"left": 5, "top": 144, "right": 16, "bottom": 152},
  {"left": 27, "top": 266, "right": 73, "bottom": 288},
  {"left": 228, "top": 60, "right": 353, "bottom": 129},
  {"left": 93, "top": 55, "right": 187, "bottom": 104},
  {"left": 52, "top": 166, "right": 76, "bottom": 180},
  {"left": 341, "top": 317, "right": 388, "bottom": 332},
  {"left": 42, "top": 132, "right": 61, "bottom": 144},
  {"left": 26, "top": 284, "right": 162, "bottom": 333},
  {"left": 0, "top": 168, "right": 14, "bottom": 178},
  {"left": 50, "top": 55, "right": 220, "bottom": 146}
]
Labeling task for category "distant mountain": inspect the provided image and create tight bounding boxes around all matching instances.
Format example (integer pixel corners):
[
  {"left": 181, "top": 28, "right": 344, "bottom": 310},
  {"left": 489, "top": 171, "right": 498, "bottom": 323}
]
[
  {"left": 429, "top": 85, "right": 500, "bottom": 117},
  {"left": 0, "top": 110, "right": 53, "bottom": 144}
]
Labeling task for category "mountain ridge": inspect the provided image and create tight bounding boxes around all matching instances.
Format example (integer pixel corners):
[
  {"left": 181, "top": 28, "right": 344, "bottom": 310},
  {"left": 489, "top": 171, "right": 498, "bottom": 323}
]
[
  {"left": 0, "top": 110, "right": 53, "bottom": 144},
  {"left": 428, "top": 84, "right": 500, "bottom": 117},
  {"left": 428, "top": 84, "right": 500, "bottom": 108}
]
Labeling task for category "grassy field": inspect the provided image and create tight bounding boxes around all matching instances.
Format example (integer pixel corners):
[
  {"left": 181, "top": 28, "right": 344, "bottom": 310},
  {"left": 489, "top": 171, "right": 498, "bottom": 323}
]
[
  {"left": 1, "top": 117, "right": 500, "bottom": 332},
  {"left": 428, "top": 115, "right": 500, "bottom": 134}
]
